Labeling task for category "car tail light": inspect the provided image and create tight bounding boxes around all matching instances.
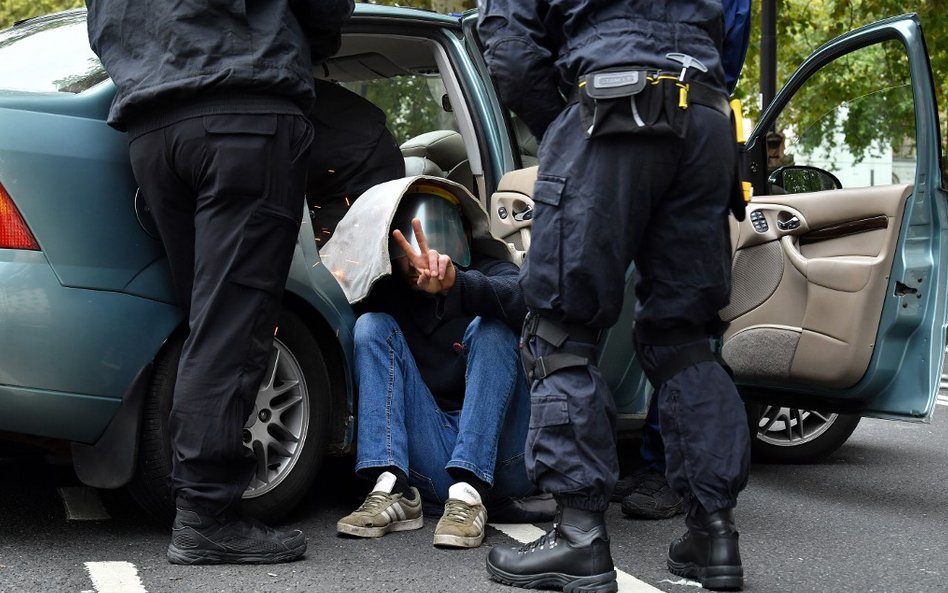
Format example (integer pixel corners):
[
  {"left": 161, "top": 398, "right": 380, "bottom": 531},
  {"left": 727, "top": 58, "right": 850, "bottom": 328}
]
[{"left": 0, "top": 182, "right": 40, "bottom": 250}]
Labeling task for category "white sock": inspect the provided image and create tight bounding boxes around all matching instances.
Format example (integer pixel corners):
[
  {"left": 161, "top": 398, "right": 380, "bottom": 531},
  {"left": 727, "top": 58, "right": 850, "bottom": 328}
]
[
  {"left": 372, "top": 471, "right": 397, "bottom": 494},
  {"left": 449, "top": 481, "right": 482, "bottom": 506}
]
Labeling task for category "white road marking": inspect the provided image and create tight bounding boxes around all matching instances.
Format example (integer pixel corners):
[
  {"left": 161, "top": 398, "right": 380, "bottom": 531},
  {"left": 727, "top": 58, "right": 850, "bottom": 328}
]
[
  {"left": 84, "top": 562, "right": 148, "bottom": 593},
  {"left": 936, "top": 395, "right": 948, "bottom": 407},
  {"left": 489, "top": 523, "right": 676, "bottom": 592},
  {"left": 658, "top": 578, "right": 702, "bottom": 587},
  {"left": 57, "top": 487, "right": 110, "bottom": 521},
  {"left": 490, "top": 522, "right": 546, "bottom": 542}
]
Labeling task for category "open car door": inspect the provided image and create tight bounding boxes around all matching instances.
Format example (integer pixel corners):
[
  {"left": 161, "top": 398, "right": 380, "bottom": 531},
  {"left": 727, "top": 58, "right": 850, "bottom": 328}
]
[{"left": 730, "top": 14, "right": 948, "bottom": 434}]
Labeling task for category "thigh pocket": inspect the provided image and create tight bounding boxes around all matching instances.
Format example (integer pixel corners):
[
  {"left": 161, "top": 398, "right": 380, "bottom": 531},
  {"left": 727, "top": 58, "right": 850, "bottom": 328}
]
[
  {"left": 229, "top": 202, "right": 300, "bottom": 295},
  {"left": 529, "top": 394, "right": 570, "bottom": 429},
  {"left": 204, "top": 114, "right": 278, "bottom": 198},
  {"left": 522, "top": 175, "right": 566, "bottom": 311},
  {"left": 526, "top": 393, "right": 573, "bottom": 484}
]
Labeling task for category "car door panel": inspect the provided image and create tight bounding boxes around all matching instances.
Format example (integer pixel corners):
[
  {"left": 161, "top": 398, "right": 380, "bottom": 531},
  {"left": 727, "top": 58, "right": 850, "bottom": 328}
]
[
  {"left": 724, "top": 185, "right": 911, "bottom": 389},
  {"left": 488, "top": 166, "right": 537, "bottom": 262}
]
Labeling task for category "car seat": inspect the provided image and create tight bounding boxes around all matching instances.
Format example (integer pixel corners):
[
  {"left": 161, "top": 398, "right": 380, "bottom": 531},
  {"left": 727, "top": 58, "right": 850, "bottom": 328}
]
[
  {"left": 511, "top": 116, "right": 539, "bottom": 168},
  {"left": 400, "top": 130, "right": 474, "bottom": 191}
]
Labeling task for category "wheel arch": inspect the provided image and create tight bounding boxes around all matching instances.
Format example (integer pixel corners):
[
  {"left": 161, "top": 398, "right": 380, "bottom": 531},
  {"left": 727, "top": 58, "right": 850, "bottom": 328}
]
[{"left": 280, "top": 288, "right": 356, "bottom": 453}]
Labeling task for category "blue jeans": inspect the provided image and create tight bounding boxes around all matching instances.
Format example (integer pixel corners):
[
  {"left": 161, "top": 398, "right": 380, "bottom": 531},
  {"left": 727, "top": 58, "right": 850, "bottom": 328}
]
[
  {"left": 353, "top": 313, "right": 533, "bottom": 507},
  {"left": 640, "top": 395, "right": 666, "bottom": 473}
]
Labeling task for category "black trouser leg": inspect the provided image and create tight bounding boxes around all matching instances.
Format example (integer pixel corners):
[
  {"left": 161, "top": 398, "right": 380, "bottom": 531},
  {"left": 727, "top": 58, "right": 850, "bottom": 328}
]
[{"left": 129, "top": 112, "right": 313, "bottom": 515}]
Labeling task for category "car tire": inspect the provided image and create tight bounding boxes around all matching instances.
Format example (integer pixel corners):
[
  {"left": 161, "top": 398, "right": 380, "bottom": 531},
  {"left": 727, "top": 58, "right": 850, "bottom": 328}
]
[
  {"left": 126, "top": 308, "right": 331, "bottom": 524},
  {"left": 746, "top": 403, "right": 861, "bottom": 463}
]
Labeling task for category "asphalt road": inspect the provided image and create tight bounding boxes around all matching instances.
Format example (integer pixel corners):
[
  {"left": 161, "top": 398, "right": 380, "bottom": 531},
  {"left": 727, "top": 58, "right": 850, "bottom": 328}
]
[{"left": 1, "top": 402, "right": 947, "bottom": 593}]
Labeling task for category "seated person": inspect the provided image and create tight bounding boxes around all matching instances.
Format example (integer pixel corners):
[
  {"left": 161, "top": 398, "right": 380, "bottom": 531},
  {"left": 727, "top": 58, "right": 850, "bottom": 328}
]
[
  {"left": 306, "top": 78, "right": 405, "bottom": 244},
  {"left": 334, "top": 184, "right": 532, "bottom": 549}
]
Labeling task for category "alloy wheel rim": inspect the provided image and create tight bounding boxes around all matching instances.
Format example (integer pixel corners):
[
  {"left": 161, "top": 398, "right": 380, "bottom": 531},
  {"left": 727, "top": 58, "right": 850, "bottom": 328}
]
[
  {"left": 754, "top": 405, "right": 837, "bottom": 447},
  {"left": 242, "top": 338, "right": 309, "bottom": 498}
]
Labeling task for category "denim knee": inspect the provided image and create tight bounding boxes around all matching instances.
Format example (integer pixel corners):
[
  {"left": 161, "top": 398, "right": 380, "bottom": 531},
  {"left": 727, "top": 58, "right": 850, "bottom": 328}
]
[
  {"left": 354, "top": 312, "right": 400, "bottom": 346},
  {"left": 463, "top": 316, "right": 517, "bottom": 349}
]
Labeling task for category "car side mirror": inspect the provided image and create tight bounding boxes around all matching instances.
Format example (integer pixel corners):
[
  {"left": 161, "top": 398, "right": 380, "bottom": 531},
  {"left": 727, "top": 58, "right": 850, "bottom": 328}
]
[{"left": 768, "top": 165, "right": 842, "bottom": 194}]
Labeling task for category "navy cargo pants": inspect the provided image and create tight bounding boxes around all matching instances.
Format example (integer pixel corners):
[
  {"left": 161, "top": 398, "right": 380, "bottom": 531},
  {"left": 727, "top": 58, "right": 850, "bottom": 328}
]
[
  {"left": 129, "top": 107, "right": 313, "bottom": 516},
  {"left": 521, "top": 102, "right": 750, "bottom": 513}
]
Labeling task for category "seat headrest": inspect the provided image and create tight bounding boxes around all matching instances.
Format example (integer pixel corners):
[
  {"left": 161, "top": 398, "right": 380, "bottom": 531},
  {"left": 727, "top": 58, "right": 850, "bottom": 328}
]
[
  {"left": 400, "top": 130, "right": 467, "bottom": 172},
  {"left": 403, "top": 155, "right": 445, "bottom": 177}
]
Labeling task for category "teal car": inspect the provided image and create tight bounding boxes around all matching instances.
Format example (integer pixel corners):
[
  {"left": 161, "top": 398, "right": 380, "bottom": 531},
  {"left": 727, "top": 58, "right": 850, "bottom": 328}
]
[{"left": 0, "top": 7, "right": 944, "bottom": 521}]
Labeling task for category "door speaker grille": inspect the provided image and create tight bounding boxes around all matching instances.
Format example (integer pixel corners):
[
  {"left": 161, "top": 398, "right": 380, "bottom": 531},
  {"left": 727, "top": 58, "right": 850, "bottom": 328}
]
[{"left": 720, "top": 241, "right": 784, "bottom": 321}]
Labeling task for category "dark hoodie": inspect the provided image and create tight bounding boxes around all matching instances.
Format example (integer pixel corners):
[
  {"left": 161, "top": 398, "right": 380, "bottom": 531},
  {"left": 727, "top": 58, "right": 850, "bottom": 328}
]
[{"left": 357, "top": 253, "right": 526, "bottom": 411}]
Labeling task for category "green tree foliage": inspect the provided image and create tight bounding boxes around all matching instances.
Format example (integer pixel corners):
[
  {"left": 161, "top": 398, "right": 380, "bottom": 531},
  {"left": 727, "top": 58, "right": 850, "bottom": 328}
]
[
  {"left": 736, "top": 1, "right": 946, "bottom": 168},
  {"left": 0, "top": 0, "right": 83, "bottom": 29},
  {"left": 342, "top": 0, "right": 473, "bottom": 144},
  {"left": 344, "top": 77, "right": 455, "bottom": 145}
]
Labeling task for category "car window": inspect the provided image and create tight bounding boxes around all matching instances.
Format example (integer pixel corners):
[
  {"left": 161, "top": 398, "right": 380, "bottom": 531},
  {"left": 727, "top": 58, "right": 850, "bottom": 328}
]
[
  {"left": 343, "top": 75, "right": 458, "bottom": 145},
  {"left": 769, "top": 39, "right": 916, "bottom": 192},
  {"left": 0, "top": 11, "right": 107, "bottom": 94}
]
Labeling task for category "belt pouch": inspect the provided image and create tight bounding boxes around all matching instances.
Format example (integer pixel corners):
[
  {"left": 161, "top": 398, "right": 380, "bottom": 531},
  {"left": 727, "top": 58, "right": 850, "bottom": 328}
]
[{"left": 578, "top": 68, "right": 688, "bottom": 139}]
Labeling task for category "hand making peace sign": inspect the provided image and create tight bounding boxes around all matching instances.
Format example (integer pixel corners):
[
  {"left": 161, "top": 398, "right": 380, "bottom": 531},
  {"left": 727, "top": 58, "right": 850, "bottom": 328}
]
[{"left": 392, "top": 217, "right": 457, "bottom": 294}]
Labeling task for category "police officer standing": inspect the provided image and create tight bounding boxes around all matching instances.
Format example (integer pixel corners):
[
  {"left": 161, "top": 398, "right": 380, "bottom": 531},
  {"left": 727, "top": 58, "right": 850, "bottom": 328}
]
[
  {"left": 87, "top": 0, "right": 353, "bottom": 564},
  {"left": 478, "top": 1, "right": 751, "bottom": 591}
]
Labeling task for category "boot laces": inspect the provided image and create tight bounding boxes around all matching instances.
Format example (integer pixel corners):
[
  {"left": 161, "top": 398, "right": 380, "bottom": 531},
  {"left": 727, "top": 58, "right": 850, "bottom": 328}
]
[{"left": 519, "top": 527, "right": 559, "bottom": 554}]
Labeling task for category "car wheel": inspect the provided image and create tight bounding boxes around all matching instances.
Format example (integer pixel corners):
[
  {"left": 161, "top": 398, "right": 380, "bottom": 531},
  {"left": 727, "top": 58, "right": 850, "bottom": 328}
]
[
  {"left": 127, "top": 308, "right": 331, "bottom": 523},
  {"left": 746, "top": 403, "right": 860, "bottom": 463}
]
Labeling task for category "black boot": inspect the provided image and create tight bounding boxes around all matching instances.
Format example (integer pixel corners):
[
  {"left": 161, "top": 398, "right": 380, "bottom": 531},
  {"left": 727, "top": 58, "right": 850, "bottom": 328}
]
[
  {"left": 486, "top": 506, "right": 617, "bottom": 593},
  {"left": 667, "top": 506, "right": 743, "bottom": 591},
  {"left": 167, "top": 508, "right": 306, "bottom": 565}
]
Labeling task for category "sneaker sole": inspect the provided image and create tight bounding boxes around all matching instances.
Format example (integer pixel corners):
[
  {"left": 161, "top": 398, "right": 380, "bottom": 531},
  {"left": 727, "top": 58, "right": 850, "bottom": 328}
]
[
  {"left": 432, "top": 531, "right": 484, "bottom": 548},
  {"left": 667, "top": 557, "right": 743, "bottom": 591},
  {"left": 486, "top": 560, "right": 618, "bottom": 593},
  {"left": 336, "top": 516, "right": 423, "bottom": 538},
  {"left": 167, "top": 542, "right": 306, "bottom": 565}
]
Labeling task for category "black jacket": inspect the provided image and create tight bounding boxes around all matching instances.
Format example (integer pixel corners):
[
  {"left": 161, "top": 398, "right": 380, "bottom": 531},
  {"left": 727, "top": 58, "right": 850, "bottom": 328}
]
[
  {"left": 477, "top": 0, "right": 727, "bottom": 140},
  {"left": 358, "top": 254, "right": 526, "bottom": 411},
  {"left": 86, "top": 0, "right": 354, "bottom": 130},
  {"left": 306, "top": 79, "right": 405, "bottom": 243}
]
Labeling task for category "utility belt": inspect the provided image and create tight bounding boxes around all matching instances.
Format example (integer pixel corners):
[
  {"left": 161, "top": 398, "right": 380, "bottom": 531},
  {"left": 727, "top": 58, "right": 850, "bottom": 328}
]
[
  {"left": 570, "top": 66, "right": 748, "bottom": 220},
  {"left": 570, "top": 67, "right": 730, "bottom": 140}
]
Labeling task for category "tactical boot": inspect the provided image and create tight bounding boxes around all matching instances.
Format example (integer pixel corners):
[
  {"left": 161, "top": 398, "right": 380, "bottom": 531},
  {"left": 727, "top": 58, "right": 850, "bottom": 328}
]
[
  {"left": 619, "top": 468, "right": 685, "bottom": 519},
  {"left": 167, "top": 508, "right": 306, "bottom": 565},
  {"left": 667, "top": 507, "right": 743, "bottom": 591},
  {"left": 486, "top": 506, "right": 617, "bottom": 593}
]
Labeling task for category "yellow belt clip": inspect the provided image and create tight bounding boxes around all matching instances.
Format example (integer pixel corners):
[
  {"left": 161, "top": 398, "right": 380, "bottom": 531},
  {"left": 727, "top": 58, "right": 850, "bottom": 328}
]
[{"left": 677, "top": 82, "right": 689, "bottom": 109}]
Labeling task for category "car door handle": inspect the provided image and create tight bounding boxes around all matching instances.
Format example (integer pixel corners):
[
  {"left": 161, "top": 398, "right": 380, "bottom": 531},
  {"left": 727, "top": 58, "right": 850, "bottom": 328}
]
[
  {"left": 777, "top": 215, "right": 801, "bottom": 231},
  {"left": 513, "top": 205, "right": 533, "bottom": 222}
]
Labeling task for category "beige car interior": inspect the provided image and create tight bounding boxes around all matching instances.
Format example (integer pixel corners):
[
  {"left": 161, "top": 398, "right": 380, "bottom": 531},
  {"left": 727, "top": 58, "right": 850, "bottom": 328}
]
[
  {"left": 486, "top": 166, "right": 912, "bottom": 390},
  {"left": 722, "top": 185, "right": 910, "bottom": 389},
  {"left": 400, "top": 130, "right": 475, "bottom": 192}
]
